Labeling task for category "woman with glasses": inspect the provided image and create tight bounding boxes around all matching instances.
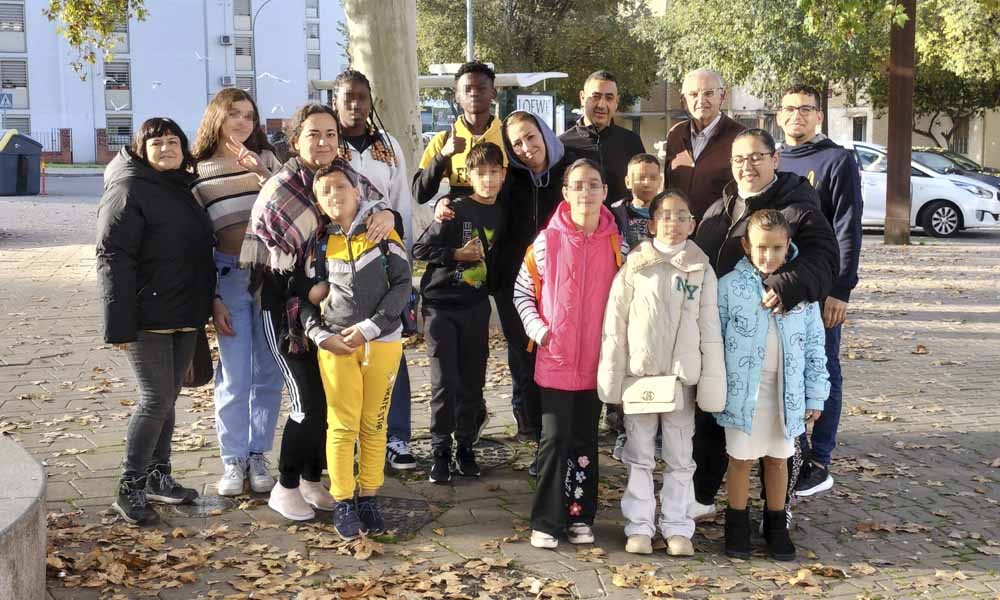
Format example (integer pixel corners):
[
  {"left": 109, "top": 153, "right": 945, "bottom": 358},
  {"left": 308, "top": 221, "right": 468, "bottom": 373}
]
[{"left": 691, "top": 128, "right": 839, "bottom": 531}]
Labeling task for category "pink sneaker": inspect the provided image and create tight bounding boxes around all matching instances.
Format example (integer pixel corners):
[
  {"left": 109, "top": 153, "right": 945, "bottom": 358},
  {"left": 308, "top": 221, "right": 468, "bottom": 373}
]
[
  {"left": 267, "top": 482, "right": 315, "bottom": 521},
  {"left": 300, "top": 479, "right": 336, "bottom": 511}
]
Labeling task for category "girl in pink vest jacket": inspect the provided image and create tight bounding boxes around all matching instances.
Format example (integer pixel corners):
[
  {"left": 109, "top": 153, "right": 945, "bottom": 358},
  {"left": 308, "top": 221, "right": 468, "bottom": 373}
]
[{"left": 514, "top": 158, "right": 624, "bottom": 549}]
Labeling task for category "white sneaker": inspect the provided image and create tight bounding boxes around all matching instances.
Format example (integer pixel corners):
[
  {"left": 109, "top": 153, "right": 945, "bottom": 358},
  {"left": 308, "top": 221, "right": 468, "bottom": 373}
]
[
  {"left": 612, "top": 433, "right": 627, "bottom": 462},
  {"left": 299, "top": 479, "right": 336, "bottom": 511},
  {"left": 687, "top": 500, "right": 718, "bottom": 521},
  {"left": 530, "top": 530, "right": 558, "bottom": 549},
  {"left": 247, "top": 453, "right": 275, "bottom": 493},
  {"left": 666, "top": 535, "right": 694, "bottom": 556},
  {"left": 267, "top": 482, "right": 315, "bottom": 521},
  {"left": 625, "top": 534, "right": 653, "bottom": 554},
  {"left": 217, "top": 459, "right": 246, "bottom": 496},
  {"left": 566, "top": 522, "right": 595, "bottom": 544}
]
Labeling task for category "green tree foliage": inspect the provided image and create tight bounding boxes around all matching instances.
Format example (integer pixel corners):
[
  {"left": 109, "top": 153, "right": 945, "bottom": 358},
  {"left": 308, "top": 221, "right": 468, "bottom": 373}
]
[
  {"left": 416, "top": 0, "right": 659, "bottom": 106},
  {"left": 43, "top": 0, "right": 148, "bottom": 77}
]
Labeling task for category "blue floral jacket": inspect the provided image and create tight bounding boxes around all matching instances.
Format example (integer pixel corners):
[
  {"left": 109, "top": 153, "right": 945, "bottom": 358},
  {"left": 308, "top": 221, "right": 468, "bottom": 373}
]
[{"left": 715, "top": 254, "right": 830, "bottom": 438}]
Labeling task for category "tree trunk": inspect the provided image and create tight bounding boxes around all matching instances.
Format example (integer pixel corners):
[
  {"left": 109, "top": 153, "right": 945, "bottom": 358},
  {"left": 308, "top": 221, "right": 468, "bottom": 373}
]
[
  {"left": 884, "top": 0, "right": 916, "bottom": 246},
  {"left": 821, "top": 80, "right": 830, "bottom": 136},
  {"left": 342, "top": 1, "right": 428, "bottom": 234}
]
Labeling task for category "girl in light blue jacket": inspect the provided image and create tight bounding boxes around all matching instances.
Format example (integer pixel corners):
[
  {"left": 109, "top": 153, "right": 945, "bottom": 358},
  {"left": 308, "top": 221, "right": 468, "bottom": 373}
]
[{"left": 716, "top": 209, "right": 830, "bottom": 562}]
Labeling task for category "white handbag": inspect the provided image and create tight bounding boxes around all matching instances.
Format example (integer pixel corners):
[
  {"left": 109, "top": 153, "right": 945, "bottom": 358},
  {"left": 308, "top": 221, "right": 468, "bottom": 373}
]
[{"left": 622, "top": 375, "right": 684, "bottom": 415}]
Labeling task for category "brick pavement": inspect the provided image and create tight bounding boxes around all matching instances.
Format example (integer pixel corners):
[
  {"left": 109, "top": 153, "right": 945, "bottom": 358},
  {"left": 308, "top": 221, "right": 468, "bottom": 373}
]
[{"left": 2, "top": 191, "right": 999, "bottom": 599}]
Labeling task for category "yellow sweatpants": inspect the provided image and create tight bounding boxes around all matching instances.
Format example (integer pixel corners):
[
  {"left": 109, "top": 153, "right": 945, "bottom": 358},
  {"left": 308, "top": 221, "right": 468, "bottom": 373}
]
[{"left": 317, "top": 341, "right": 402, "bottom": 501}]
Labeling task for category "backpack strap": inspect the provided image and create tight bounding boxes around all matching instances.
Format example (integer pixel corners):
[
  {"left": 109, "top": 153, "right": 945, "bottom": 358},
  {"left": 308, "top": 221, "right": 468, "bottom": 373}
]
[
  {"left": 313, "top": 233, "right": 329, "bottom": 281},
  {"left": 610, "top": 232, "right": 623, "bottom": 268},
  {"left": 523, "top": 243, "right": 543, "bottom": 353}
]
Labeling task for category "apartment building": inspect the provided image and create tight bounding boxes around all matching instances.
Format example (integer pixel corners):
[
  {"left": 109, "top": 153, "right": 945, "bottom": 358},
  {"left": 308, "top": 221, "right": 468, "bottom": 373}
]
[{"left": 0, "top": 0, "right": 345, "bottom": 163}]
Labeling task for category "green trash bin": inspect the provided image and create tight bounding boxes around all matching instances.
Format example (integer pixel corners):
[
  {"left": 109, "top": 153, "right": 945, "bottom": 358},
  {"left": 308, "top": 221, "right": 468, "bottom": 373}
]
[{"left": 0, "top": 129, "right": 43, "bottom": 196}]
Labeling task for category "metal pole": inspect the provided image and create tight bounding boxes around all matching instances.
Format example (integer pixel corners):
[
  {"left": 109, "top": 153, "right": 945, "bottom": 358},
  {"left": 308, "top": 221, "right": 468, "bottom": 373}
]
[
  {"left": 466, "top": 0, "right": 473, "bottom": 61},
  {"left": 250, "top": 0, "right": 276, "bottom": 99},
  {"left": 884, "top": 0, "right": 916, "bottom": 245}
]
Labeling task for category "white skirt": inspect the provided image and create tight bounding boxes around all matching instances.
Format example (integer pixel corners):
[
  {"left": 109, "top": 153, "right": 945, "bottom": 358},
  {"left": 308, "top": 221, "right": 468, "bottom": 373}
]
[{"left": 725, "top": 316, "right": 794, "bottom": 460}]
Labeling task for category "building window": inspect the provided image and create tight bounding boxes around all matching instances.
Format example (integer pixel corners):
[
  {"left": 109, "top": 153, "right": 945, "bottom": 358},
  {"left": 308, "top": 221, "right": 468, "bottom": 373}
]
[
  {"left": 0, "top": 3, "right": 26, "bottom": 52},
  {"left": 111, "top": 20, "right": 129, "bottom": 54},
  {"left": 306, "top": 52, "right": 321, "bottom": 98},
  {"left": 2, "top": 114, "right": 28, "bottom": 131},
  {"left": 949, "top": 117, "right": 969, "bottom": 155},
  {"left": 763, "top": 113, "right": 781, "bottom": 140},
  {"left": 233, "top": 0, "right": 250, "bottom": 31},
  {"left": 234, "top": 35, "right": 252, "bottom": 72},
  {"left": 852, "top": 116, "right": 867, "bottom": 142},
  {"left": 106, "top": 114, "right": 133, "bottom": 149},
  {"left": 737, "top": 115, "right": 757, "bottom": 130},
  {"left": 236, "top": 74, "right": 256, "bottom": 100},
  {"left": 0, "top": 58, "right": 28, "bottom": 109},
  {"left": 306, "top": 22, "right": 320, "bottom": 51},
  {"left": 305, "top": 0, "right": 319, "bottom": 19},
  {"left": 103, "top": 61, "right": 131, "bottom": 111}
]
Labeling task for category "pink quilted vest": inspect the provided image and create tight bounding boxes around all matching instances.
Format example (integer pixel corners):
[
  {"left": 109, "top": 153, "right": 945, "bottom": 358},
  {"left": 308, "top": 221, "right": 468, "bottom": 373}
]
[{"left": 535, "top": 202, "right": 621, "bottom": 391}]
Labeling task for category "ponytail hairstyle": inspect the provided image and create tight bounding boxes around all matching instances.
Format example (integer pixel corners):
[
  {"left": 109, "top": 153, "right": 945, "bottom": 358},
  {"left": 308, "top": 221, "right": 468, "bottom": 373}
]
[{"left": 331, "top": 69, "right": 398, "bottom": 167}]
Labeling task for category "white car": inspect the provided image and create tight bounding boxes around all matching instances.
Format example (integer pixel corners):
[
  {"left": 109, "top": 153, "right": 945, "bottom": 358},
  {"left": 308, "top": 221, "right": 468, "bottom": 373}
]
[{"left": 838, "top": 141, "right": 1000, "bottom": 237}]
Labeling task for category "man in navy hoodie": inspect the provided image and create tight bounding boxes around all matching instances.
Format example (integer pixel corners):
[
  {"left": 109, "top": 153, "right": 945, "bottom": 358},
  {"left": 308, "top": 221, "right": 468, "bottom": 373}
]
[{"left": 776, "top": 84, "right": 863, "bottom": 497}]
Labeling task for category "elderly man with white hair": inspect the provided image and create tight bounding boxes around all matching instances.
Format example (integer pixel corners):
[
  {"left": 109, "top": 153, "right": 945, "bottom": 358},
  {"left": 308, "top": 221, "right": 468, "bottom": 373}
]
[{"left": 662, "top": 69, "right": 746, "bottom": 221}]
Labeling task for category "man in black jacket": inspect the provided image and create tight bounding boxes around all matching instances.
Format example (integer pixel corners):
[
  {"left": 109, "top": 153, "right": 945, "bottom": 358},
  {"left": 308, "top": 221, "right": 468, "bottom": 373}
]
[
  {"left": 559, "top": 70, "right": 645, "bottom": 206},
  {"left": 776, "top": 84, "right": 863, "bottom": 497},
  {"left": 691, "top": 129, "right": 840, "bottom": 522}
]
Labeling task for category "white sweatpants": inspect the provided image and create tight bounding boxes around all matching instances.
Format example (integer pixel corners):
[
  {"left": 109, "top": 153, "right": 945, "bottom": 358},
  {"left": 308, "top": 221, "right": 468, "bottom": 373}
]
[{"left": 620, "top": 387, "right": 696, "bottom": 539}]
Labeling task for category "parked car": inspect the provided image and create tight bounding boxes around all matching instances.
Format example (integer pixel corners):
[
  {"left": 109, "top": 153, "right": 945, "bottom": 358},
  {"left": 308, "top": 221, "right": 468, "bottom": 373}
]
[
  {"left": 912, "top": 147, "right": 1000, "bottom": 188},
  {"left": 838, "top": 141, "right": 1000, "bottom": 237}
]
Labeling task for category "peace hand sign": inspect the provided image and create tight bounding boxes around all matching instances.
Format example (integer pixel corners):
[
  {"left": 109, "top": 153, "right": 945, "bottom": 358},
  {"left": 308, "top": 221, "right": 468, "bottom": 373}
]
[{"left": 225, "top": 136, "right": 269, "bottom": 179}]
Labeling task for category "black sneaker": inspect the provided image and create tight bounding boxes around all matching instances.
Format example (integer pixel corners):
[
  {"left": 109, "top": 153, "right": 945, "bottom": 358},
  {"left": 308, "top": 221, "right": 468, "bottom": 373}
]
[
  {"left": 145, "top": 465, "right": 198, "bottom": 505},
  {"left": 113, "top": 476, "right": 159, "bottom": 525},
  {"left": 473, "top": 408, "right": 490, "bottom": 445},
  {"left": 794, "top": 462, "right": 833, "bottom": 497},
  {"left": 513, "top": 406, "right": 536, "bottom": 442},
  {"left": 455, "top": 446, "right": 481, "bottom": 477},
  {"left": 429, "top": 446, "right": 452, "bottom": 484},
  {"left": 333, "top": 500, "right": 363, "bottom": 540},
  {"left": 357, "top": 496, "right": 385, "bottom": 535},
  {"left": 386, "top": 436, "right": 417, "bottom": 471},
  {"left": 527, "top": 446, "right": 540, "bottom": 477}
]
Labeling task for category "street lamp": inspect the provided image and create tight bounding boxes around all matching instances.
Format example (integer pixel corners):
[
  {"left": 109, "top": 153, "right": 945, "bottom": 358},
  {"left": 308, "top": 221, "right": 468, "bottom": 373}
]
[{"left": 250, "top": 0, "right": 276, "bottom": 100}]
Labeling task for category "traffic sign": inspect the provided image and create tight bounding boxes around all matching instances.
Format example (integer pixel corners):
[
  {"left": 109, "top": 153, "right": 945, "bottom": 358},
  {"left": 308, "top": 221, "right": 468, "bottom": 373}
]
[{"left": 0, "top": 93, "right": 13, "bottom": 109}]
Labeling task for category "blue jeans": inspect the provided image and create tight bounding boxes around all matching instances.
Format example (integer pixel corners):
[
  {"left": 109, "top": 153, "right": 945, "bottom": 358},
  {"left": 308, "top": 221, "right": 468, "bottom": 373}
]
[
  {"left": 214, "top": 253, "right": 283, "bottom": 463},
  {"left": 387, "top": 352, "right": 411, "bottom": 442},
  {"left": 799, "top": 323, "right": 843, "bottom": 466}
]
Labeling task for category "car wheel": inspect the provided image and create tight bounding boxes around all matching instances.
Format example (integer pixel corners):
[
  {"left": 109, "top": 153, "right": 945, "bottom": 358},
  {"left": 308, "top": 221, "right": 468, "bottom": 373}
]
[{"left": 920, "top": 201, "right": 962, "bottom": 237}]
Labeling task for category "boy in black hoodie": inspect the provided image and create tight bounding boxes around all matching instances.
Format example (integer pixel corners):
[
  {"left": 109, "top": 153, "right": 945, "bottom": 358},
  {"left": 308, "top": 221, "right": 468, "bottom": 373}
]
[
  {"left": 776, "top": 84, "right": 863, "bottom": 497},
  {"left": 413, "top": 143, "right": 505, "bottom": 485}
]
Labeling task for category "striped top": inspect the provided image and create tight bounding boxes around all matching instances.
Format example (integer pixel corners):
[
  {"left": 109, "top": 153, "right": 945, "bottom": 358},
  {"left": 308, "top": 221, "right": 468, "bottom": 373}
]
[{"left": 191, "top": 150, "right": 282, "bottom": 234}]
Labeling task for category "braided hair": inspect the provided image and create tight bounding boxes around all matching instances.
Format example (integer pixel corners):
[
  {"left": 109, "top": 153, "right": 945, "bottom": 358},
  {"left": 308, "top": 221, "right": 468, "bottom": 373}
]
[{"left": 331, "top": 69, "right": 398, "bottom": 167}]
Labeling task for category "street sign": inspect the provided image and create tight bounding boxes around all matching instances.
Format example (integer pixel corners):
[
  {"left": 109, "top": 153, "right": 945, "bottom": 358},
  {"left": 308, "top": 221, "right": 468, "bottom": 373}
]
[
  {"left": 0, "top": 93, "right": 13, "bottom": 110},
  {"left": 515, "top": 93, "right": 556, "bottom": 131}
]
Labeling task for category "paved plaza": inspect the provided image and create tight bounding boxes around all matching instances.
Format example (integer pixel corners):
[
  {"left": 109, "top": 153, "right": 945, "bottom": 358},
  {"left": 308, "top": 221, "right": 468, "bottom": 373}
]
[{"left": 1, "top": 177, "right": 999, "bottom": 599}]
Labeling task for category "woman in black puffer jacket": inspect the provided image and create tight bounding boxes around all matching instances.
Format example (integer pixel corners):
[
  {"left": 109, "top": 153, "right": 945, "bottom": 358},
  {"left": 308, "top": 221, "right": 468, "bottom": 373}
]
[{"left": 96, "top": 117, "right": 216, "bottom": 526}]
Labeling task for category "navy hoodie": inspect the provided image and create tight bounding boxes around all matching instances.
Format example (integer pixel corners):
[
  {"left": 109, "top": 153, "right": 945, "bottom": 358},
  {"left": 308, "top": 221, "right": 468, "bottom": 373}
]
[{"left": 778, "top": 137, "right": 863, "bottom": 302}]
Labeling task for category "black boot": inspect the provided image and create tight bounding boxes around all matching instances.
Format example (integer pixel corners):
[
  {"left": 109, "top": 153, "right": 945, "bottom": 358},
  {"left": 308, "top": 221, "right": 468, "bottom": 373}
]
[
  {"left": 113, "top": 475, "right": 159, "bottom": 525},
  {"left": 724, "top": 507, "right": 752, "bottom": 559},
  {"left": 513, "top": 406, "right": 536, "bottom": 442},
  {"left": 145, "top": 464, "right": 198, "bottom": 504},
  {"left": 764, "top": 509, "right": 796, "bottom": 561}
]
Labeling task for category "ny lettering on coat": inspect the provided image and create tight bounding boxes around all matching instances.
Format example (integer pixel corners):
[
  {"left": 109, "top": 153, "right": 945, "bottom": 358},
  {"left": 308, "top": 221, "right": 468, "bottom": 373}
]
[{"left": 675, "top": 276, "right": 699, "bottom": 300}]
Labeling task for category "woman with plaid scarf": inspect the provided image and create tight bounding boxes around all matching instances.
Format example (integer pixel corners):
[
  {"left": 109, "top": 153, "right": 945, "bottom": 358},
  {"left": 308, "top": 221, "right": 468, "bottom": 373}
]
[{"left": 240, "top": 103, "right": 397, "bottom": 521}]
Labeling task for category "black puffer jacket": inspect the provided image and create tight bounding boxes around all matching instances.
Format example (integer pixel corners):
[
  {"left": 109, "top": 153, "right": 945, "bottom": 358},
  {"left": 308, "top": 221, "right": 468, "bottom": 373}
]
[
  {"left": 695, "top": 171, "right": 840, "bottom": 309},
  {"left": 96, "top": 148, "right": 216, "bottom": 343},
  {"left": 559, "top": 117, "right": 645, "bottom": 206}
]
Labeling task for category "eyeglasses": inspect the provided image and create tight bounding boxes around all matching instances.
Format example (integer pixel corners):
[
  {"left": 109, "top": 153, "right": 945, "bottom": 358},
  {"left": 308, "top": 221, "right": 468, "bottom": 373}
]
[
  {"left": 730, "top": 152, "right": 774, "bottom": 166},
  {"left": 780, "top": 105, "right": 818, "bottom": 116},
  {"left": 653, "top": 211, "right": 693, "bottom": 223},
  {"left": 683, "top": 88, "right": 723, "bottom": 101},
  {"left": 566, "top": 182, "right": 604, "bottom": 193}
]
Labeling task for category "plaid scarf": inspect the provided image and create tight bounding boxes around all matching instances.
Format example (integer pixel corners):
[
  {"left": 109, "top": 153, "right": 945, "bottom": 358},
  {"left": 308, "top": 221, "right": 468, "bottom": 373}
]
[{"left": 240, "top": 157, "right": 385, "bottom": 352}]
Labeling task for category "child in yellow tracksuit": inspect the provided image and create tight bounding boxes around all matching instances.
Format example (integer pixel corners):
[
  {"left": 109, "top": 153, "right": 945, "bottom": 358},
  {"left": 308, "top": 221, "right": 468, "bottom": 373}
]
[{"left": 298, "top": 159, "right": 411, "bottom": 540}]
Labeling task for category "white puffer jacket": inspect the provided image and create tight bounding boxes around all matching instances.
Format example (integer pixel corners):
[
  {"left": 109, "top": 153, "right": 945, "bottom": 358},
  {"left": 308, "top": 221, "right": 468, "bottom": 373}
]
[{"left": 598, "top": 239, "right": 726, "bottom": 411}]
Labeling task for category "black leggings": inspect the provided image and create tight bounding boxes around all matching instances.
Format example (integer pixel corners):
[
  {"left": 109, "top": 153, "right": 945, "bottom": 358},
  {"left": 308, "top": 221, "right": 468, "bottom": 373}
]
[{"left": 261, "top": 306, "right": 327, "bottom": 488}]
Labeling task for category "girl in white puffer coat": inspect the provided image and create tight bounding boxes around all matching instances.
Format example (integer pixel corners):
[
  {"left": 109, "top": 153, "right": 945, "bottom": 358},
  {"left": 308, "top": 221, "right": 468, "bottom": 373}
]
[{"left": 598, "top": 189, "right": 726, "bottom": 557}]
